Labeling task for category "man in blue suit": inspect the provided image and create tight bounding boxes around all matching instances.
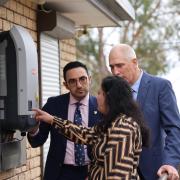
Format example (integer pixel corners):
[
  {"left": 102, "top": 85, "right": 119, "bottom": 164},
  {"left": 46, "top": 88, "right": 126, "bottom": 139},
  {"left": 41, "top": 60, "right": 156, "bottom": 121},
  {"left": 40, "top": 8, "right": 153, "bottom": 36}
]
[
  {"left": 109, "top": 44, "right": 180, "bottom": 180},
  {"left": 27, "top": 61, "right": 101, "bottom": 180}
]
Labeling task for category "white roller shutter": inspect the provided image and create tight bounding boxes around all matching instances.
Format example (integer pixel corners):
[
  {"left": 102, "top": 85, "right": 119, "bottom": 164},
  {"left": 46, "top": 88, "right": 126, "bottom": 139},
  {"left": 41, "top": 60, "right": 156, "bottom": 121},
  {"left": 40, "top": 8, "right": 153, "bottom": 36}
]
[{"left": 40, "top": 33, "right": 60, "bottom": 169}]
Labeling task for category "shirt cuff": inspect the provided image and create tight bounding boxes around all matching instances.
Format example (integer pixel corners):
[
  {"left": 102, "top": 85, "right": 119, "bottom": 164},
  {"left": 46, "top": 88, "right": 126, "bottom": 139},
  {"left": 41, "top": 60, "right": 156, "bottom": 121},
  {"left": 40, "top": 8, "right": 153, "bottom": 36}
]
[{"left": 28, "top": 128, "right": 39, "bottom": 137}]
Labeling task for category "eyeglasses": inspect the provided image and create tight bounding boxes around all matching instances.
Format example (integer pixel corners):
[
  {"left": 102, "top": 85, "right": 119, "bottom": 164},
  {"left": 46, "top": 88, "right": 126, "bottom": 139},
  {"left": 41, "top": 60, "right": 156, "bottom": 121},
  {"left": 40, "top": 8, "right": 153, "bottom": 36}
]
[{"left": 67, "top": 76, "right": 88, "bottom": 87}]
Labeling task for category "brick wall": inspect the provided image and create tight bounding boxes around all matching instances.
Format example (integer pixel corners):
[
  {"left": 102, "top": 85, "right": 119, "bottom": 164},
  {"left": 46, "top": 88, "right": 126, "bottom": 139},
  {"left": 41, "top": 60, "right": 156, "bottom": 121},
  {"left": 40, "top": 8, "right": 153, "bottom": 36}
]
[
  {"left": 0, "top": 0, "right": 76, "bottom": 179},
  {"left": 0, "top": 0, "right": 42, "bottom": 179},
  {"left": 0, "top": 0, "right": 37, "bottom": 42},
  {"left": 60, "top": 39, "right": 77, "bottom": 94}
]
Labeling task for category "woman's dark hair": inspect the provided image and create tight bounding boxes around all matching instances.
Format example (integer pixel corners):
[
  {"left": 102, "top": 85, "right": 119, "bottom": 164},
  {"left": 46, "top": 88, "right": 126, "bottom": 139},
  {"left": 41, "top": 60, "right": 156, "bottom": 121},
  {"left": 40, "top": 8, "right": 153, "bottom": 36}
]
[
  {"left": 97, "top": 75, "right": 149, "bottom": 147},
  {"left": 63, "top": 61, "right": 89, "bottom": 81}
]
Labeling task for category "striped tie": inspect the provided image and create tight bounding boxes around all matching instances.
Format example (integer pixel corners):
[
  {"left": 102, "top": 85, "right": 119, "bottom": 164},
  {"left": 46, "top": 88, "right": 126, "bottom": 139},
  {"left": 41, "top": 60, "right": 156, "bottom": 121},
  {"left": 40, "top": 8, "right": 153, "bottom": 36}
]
[{"left": 132, "top": 88, "right": 137, "bottom": 100}]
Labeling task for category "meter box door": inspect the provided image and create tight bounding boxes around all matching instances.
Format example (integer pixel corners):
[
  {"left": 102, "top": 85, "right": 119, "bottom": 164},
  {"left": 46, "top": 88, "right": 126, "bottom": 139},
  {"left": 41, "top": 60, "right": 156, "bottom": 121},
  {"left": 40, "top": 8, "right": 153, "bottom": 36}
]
[{"left": 0, "top": 25, "right": 39, "bottom": 132}]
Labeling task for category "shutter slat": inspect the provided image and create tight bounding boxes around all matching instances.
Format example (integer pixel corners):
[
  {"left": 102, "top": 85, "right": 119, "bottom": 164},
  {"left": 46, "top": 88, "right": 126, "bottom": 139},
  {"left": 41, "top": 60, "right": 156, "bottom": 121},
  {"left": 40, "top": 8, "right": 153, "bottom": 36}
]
[{"left": 40, "top": 34, "right": 60, "bottom": 170}]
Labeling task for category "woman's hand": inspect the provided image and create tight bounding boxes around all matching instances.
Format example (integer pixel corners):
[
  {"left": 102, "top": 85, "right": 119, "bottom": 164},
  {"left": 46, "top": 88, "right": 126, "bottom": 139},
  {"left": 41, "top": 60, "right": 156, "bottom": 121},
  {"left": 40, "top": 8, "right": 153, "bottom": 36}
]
[
  {"left": 157, "top": 165, "right": 179, "bottom": 180},
  {"left": 32, "top": 108, "right": 54, "bottom": 124}
]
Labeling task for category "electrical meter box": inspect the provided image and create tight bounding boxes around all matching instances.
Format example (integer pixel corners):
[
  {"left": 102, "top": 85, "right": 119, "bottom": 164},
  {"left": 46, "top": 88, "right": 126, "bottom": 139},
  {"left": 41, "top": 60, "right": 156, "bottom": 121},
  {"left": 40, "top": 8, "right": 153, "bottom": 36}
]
[{"left": 0, "top": 25, "right": 39, "bottom": 133}]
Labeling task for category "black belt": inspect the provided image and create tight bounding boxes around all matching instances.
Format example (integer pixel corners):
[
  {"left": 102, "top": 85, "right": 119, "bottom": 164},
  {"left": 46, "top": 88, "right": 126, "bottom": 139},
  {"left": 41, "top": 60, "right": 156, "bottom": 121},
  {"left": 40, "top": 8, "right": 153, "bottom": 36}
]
[{"left": 62, "top": 164, "right": 88, "bottom": 169}]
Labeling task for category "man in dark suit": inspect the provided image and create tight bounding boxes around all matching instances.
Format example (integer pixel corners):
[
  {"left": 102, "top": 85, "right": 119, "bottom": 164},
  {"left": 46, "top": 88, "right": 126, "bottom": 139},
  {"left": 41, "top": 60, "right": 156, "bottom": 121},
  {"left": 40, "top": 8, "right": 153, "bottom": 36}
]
[
  {"left": 27, "top": 61, "right": 101, "bottom": 180},
  {"left": 108, "top": 44, "right": 180, "bottom": 180}
]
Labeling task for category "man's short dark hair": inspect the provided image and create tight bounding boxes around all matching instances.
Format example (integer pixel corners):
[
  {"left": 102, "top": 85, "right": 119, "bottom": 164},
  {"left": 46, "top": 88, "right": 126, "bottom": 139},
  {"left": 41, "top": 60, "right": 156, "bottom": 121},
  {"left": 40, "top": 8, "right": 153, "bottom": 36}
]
[{"left": 63, "top": 61, "right": 89, "bottom": 81}]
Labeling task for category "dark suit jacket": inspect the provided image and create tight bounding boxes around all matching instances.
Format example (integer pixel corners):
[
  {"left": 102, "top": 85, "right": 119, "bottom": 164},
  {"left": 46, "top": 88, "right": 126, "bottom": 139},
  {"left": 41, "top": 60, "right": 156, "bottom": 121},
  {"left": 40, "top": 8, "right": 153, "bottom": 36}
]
[
  {"left": 27, "top": 93, "right": 101, "bottom": 180},
  {"left": 138, "top": 72, "right": 180, "bottom": 180}
]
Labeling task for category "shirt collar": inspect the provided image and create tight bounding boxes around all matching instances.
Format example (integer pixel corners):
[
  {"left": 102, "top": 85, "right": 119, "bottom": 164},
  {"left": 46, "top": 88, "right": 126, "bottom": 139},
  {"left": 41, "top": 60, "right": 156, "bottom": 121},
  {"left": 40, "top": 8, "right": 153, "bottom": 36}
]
[
  {"left": 69, "top": 93, "right": 89, "bottom": 106},
  {"left": 131, "top": 70, "right": 143, "bottom": 93}
]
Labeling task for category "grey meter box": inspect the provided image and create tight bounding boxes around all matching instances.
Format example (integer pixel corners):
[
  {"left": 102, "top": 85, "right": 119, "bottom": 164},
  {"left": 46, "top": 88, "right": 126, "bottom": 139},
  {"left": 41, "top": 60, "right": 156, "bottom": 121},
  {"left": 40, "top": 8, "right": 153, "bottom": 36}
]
[{"left": 0, "top": 25, "right": 39, "bottom": 132}]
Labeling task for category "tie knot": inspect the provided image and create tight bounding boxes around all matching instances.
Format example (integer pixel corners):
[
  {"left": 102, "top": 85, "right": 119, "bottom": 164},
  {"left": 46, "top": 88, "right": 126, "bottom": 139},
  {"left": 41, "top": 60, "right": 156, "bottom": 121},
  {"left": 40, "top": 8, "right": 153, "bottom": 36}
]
[
  {"left": 75, "top": 102, "right": 81, "bottom": 108},
  {"left": 131, "top": 88, "right": 136, "bottom": 93}
]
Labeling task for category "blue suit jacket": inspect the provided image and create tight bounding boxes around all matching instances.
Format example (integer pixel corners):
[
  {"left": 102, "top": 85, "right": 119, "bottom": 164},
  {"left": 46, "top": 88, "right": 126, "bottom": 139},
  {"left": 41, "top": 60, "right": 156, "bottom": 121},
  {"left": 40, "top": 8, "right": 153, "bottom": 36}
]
[
  {"left": 138, "top": 72, "right": 180, "bottom": 180},
  {"left": 27, "top": 93, "right": 101, "bottom": 180}
]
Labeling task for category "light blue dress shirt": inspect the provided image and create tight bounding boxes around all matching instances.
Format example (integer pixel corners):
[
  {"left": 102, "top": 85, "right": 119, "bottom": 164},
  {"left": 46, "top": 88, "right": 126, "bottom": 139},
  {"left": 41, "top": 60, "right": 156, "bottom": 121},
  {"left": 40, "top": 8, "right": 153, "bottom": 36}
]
[{"left": 131, "top": 70, "right": 143, "bottom": 100}]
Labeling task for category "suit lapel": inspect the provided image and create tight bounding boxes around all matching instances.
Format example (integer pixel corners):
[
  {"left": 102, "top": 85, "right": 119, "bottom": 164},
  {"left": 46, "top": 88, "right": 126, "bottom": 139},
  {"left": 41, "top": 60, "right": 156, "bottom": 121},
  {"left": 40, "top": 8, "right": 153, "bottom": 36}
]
[
  {"left": 137, "top": 72, "right": 151, "bottom": 109},
  {"left": 58, "top": 93, "right": 70, "bottom": 119},
  {"left": 88, "top": 96, "right": 99, "bottom": 127}
]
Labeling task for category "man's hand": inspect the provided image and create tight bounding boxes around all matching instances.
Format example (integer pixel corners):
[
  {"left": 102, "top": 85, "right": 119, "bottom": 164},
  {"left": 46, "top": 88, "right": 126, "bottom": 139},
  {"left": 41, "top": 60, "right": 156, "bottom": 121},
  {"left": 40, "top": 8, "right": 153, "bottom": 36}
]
[
  {"left": 32, "top": 108, "right": 54, "bottom": 124},
  {"left": 157, "top": 165, "right": 179, "bottom": 180}
]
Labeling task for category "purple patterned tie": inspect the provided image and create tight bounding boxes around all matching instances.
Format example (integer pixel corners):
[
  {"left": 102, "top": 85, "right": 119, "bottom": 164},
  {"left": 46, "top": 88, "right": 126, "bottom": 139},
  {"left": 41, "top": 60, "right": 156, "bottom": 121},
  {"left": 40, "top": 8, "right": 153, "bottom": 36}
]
[{"left": 74, "top": 102, "right": 85, "bottom": 166}]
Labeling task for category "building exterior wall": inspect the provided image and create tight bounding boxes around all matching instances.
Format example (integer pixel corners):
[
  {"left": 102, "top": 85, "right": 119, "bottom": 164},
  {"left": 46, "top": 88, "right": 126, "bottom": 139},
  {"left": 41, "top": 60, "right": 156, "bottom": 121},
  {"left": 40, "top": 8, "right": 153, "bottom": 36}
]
[
  {"left": 0, "top": 1, "right": 41, "bottom": 179},
  {"left": 60, "top": 39, "right": 76, "bottom": 94},
  {"left": 0, "top": 0, "right": 76, "bottom": 179}
]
